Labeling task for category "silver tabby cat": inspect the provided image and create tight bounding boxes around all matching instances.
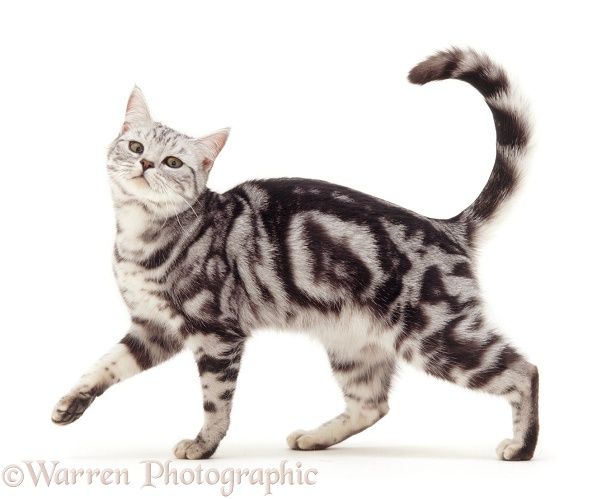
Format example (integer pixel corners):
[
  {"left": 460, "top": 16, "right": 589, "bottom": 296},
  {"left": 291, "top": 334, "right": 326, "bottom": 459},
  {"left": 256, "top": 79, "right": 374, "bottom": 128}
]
[{"left": 52, "top": 48, "right": 539, "bottom": 461}]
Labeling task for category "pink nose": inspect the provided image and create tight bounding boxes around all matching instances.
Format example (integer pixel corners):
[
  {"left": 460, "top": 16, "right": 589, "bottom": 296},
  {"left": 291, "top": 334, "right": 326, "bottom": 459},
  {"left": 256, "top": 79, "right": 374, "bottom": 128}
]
[{"left": 140, "top": 158, "right": 154, "bottom": 171}]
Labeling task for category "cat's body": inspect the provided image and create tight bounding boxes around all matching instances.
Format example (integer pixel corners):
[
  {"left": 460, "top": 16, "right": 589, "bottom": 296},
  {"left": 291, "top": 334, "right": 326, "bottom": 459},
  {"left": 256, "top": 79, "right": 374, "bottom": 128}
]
[{"left": 52, "top": 48, "right": 539, "bottom": 461}]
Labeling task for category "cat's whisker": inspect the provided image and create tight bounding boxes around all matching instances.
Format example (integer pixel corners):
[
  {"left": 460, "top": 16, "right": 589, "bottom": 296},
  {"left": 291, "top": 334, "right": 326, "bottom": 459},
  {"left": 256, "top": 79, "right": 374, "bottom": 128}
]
[
  {"left": 108, "top": 170, "right": 137, "bottom": 181},
  {"left": 158, "top": 183, "right": 187, "bottom": 235},
  {"left": 159, "top": 177, "right": 198, "bottom": 218}
]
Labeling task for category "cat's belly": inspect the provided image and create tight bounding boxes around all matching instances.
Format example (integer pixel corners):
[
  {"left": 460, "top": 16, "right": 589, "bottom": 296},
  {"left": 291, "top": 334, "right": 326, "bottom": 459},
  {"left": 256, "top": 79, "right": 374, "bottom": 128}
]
[{"left": 281, "top": 305, "right": 399, "bottom": 358}]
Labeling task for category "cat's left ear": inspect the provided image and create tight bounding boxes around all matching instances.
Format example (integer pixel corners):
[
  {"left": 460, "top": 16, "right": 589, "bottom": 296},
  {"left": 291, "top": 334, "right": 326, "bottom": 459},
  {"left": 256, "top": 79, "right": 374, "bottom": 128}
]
[
  {"left": 193, "top": 128, "right": 230, "bottom": 170},
  {"left": 122, "top": 86, "right": 152, "bottom": 133}
]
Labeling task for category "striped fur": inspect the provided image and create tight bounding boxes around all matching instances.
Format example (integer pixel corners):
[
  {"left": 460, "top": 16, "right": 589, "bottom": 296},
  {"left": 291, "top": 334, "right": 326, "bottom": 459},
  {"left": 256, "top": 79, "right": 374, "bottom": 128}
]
[
  {"left": 52, "top": 48, "right": 539, "bottom": 461},
  {"left": 409, "top": 47, "right": 531, "bottom": 242}
]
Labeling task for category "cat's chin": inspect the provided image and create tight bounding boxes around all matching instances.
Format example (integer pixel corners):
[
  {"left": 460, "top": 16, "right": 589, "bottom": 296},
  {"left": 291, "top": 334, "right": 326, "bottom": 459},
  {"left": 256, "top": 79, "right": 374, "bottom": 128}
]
[{"left": 110, "top": 175, "right": 162, "bottom": 207}]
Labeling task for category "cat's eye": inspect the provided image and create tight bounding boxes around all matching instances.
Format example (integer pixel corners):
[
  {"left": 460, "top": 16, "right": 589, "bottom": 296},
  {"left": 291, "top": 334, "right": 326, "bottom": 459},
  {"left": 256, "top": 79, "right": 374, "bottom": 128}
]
[
  {"left": 129, "top": 141, "right": 144, "bottom": 154},
  {"left": 163, "top": 156, "right": 184, "bottom": 168}
]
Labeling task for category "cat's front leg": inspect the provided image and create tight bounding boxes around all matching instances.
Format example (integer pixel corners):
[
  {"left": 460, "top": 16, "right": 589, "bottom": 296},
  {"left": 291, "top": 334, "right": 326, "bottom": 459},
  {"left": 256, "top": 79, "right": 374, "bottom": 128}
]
[
  {"left": 174, "top": 332, "right": 245, "bottom": 459},
  {"left": 52, "top": 319, "right": 184, "bottom": 425}
]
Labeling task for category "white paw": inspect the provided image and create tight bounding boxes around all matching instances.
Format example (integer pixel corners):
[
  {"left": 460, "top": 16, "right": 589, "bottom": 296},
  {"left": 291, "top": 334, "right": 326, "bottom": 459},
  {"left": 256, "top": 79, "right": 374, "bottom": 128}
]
[
  {"left": 51, "top": 386, "right": 101, "bottom": 425},
  {"left": 173, "top": 437, "right": 217, "bottom": 460},
  {"left": 496, "top": 438, "right": 527, "bottom": 461},
  {"left": 286, "top": 429, "right": 330, "bottom": 450}
]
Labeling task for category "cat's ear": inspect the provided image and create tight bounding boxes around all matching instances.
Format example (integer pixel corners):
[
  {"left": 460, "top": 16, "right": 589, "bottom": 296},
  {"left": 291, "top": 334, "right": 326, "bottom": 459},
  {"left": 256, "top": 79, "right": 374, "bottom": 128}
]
[
  {"left": 193, "top": 128, "right": 230, "bottom": 170},
  {"left": 121, "top": 86, "right": 152, "bottom": 133}
]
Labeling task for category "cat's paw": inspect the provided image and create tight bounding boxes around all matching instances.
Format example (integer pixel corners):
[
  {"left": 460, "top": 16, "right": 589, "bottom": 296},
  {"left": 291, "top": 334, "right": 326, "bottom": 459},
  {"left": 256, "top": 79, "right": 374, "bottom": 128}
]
[
  {"left": 173, "top": 436, "right": 218, "bottom": 460},
  {"left": 51, "top": 386, "right": 100, "bottom": 425},
  {"left": 496, "top": 438, "right": 533, "bottom": 461},
  {"left": 286, "top": 429, "right": 330, "bottom": 451}
]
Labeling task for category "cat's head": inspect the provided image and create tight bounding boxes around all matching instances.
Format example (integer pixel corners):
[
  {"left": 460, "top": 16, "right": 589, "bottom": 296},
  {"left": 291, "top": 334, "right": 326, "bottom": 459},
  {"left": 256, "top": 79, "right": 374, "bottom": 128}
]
[{"left": 107, "top": 86, "right": 228, "bottom": 214}]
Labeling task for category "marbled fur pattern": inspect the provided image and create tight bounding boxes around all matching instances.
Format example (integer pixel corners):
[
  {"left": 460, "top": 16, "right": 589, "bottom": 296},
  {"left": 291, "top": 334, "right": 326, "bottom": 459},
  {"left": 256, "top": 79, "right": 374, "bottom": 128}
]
[{"left": 52, "top": 48, "right": 539, "bottom": 461}]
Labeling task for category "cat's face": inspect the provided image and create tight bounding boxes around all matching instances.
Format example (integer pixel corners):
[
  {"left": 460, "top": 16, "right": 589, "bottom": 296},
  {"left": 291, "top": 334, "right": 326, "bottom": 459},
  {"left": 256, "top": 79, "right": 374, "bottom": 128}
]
[{"left": 107, "top": 87, "right": 228, "bottom": 216}]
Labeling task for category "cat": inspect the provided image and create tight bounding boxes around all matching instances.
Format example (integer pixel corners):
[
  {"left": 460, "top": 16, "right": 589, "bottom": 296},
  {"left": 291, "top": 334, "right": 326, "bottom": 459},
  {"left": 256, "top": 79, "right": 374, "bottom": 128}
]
[{"left": 52, "top": 47, "right": 539, "bottom": 461}]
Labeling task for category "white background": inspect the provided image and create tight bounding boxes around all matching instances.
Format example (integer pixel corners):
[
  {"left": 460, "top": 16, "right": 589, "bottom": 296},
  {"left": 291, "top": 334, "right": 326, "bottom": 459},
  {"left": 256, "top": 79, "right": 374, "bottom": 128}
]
[{"left": 1, "top": 1, "right": 614, "bottom": 497}]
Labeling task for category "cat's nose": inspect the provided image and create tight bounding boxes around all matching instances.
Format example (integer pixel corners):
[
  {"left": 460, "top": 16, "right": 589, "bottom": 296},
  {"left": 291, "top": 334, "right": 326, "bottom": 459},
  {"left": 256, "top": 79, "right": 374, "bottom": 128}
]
[{"left": 140, "top": 158, "right": 155, "bottom": 172}]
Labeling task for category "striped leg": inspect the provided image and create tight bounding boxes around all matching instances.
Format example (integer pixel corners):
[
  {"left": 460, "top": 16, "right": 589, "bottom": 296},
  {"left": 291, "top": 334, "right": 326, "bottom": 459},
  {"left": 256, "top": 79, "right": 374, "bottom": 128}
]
[
  {"left": 51, "top": 319, "right": 183, "bottom": 425},
  {"left": 174, "top": 334, "right": 245, "bottom": 460},
  {"left": 401, "top": 315, "right": 539, "bottom": 461},
  {"left": 469, "top": 354, "right": 539, "bottom": 461},
  {"left": 287, "top": 348, "right": 395, "bottom": 451}
]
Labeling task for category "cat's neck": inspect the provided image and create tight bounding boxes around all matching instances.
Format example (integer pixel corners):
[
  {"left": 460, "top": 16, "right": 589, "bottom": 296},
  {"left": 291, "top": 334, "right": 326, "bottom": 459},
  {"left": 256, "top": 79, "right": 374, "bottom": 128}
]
[
  {"left": 114, "top": 202, "right": 160, "bottom": 242},
  {"left": 113, "top": 189, "right": 219, "bottom": 253}
]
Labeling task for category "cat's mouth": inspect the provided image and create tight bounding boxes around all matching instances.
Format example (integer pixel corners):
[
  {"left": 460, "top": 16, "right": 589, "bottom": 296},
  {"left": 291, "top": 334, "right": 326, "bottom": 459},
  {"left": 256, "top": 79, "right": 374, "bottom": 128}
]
[
  {"left": 131, "top": 174, "right": 153, "bottom": 190},
  {"left": 108, "top": 165, "right": 152, "bottom": 189},
  {"left": 117, "top": 172, "right": 150, "bottom": 189}
]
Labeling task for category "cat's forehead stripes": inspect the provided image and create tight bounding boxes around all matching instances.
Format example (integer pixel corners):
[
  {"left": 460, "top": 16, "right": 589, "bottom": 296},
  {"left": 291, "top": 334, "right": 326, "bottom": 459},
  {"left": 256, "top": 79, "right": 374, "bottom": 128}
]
[{"left": 135, "top": 123, "right": 189, "bottom": 149}]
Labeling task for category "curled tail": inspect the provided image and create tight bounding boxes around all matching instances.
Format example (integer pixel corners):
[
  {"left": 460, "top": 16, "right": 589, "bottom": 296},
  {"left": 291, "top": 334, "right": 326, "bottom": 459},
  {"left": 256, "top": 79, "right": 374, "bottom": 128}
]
[{"left": 408, "top": 47, "right": 531, "bottom": 242}]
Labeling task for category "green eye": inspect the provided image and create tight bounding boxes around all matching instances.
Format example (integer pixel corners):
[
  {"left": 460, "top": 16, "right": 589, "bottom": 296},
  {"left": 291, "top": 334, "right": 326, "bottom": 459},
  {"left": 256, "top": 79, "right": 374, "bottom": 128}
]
[
  {"left": 163, "top": 156, "right": 184, "bottom": 168},
  {"left": 129, "top": 141, "right": 144, "bottom": 154}
]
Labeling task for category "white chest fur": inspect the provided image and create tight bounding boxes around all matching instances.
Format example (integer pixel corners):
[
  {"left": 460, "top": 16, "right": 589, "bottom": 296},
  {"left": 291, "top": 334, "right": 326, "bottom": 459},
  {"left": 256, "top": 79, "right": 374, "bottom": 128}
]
[{"left": 113, "top": 204, "right": 184, "bottom": 331}]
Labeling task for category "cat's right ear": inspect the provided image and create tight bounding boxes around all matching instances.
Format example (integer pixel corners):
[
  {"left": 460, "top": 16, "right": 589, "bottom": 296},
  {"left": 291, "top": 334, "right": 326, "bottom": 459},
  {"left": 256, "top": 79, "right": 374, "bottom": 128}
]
[{"left": 121, "top": 86, "right": 152, "bottom": 133}]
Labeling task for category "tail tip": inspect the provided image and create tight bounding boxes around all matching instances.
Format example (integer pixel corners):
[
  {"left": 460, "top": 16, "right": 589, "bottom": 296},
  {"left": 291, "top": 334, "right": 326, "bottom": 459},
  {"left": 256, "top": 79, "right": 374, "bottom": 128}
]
[{"left": 408, "top": 48, "right": 464, "bottom": 85}]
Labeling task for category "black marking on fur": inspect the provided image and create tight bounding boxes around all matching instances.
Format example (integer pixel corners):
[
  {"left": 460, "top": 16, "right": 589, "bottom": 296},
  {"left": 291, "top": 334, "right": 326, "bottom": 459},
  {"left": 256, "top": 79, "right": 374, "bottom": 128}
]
[
  {"left": 120, "top": 334, "right": 153, "bottom": 370},
  {"left": 458, "top": 68, "right": 508, "bottom": 99},
  {"left": 395, "top": 303, "right": 429, "bottom": 351},
  {"left": 302, "top": 216, "right": 372, "bottom": 295},
  {"left": 203, "top": 400, "right": 217, "bottom": 413},
  {"left": 140, "top": 239, "right": 177, "bottom": 270},
  {"left": 219, "top": 389, "right": 234, "bottom": 401},
  {"left": 489, "top": 104, "right": 529, "bottom": 148},
  {"left": 451, "top": 261, "right": 473, "bottom": 278},
  {"left": 197, "top": 354, "right": 236, "bottom": 376},
  {"left": 420, "top": 265, "right": 449, "bottom": 304},
  {"left": 467, "top": 345, "right": 521, "bottom": 389},
  {"left": 217, "top": 368, "right": 239, "bottom": 383},
  {"left": 420, "top": 266, "right": 477, "bottom": 314},
  {"left": 330, "top": 358, "right": 359, "bottom": 372}
]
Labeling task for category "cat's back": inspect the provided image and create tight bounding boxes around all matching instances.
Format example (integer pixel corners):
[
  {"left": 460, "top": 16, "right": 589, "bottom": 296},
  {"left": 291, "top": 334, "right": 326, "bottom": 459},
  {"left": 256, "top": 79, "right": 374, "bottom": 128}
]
[{"left": 229, "top": 177, "right": 469, "bottom": 259}]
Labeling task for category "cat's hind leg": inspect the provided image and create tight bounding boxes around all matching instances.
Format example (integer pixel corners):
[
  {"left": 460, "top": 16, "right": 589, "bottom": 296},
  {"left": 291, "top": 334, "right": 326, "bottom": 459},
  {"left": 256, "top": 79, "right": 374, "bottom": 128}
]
[
  {"left": 477, "top": 354, "right": 539, "bottom": 461},
  {"left": 398, "top": 311, "right": 539, "bottom": 461},
  {"left": 287, "top": 345, "right": 395, "bottom": 451}
]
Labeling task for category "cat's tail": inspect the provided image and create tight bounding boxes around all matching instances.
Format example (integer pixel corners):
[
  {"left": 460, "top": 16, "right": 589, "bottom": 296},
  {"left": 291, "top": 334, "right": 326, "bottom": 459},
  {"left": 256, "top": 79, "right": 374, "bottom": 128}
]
[{"left": 408, "top": 47, "right": 532, "bottom": 243}]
